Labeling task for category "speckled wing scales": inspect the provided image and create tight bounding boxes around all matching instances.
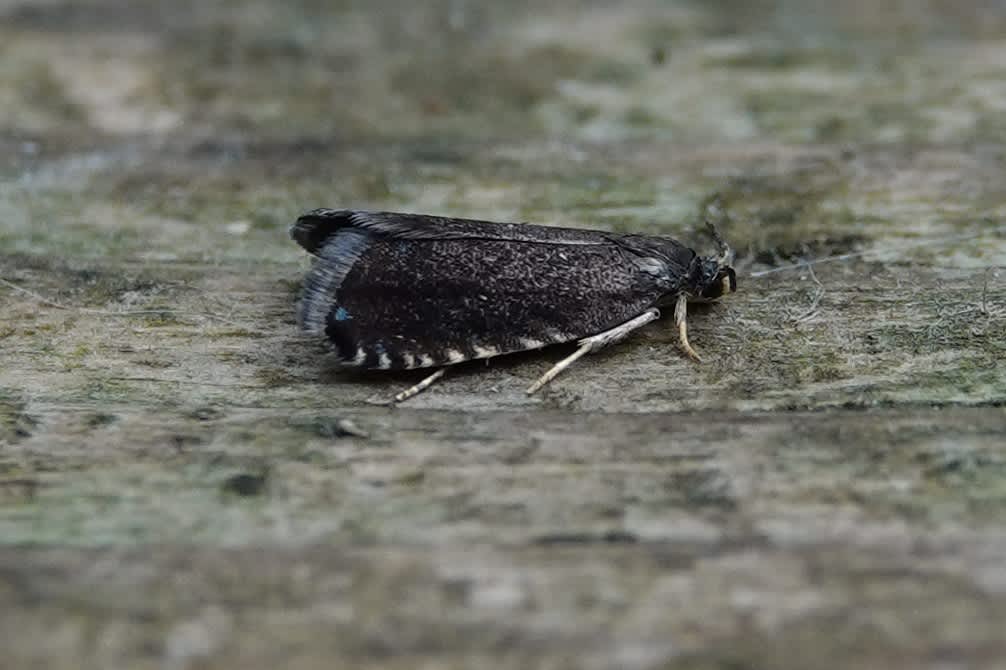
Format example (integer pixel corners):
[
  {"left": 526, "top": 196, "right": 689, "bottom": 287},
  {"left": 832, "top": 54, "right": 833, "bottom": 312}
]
[
  {"left": 291, "top": 210, "right": 687, "bottom": 370},
  {"left": 291, "top": 208, "right": 620, "bottom": 246}
]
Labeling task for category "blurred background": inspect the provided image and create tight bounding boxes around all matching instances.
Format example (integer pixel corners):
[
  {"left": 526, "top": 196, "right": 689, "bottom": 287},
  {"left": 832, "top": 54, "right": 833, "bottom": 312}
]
[{"left": 4, "top": 0, "right": 1006, "bottom": 261}]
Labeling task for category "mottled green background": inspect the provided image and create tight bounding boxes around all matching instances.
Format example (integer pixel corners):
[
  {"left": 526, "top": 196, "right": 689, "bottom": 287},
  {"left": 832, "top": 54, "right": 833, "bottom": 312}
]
[{"left": 1, "top": 1, "right": 1005, "bottom": 668}]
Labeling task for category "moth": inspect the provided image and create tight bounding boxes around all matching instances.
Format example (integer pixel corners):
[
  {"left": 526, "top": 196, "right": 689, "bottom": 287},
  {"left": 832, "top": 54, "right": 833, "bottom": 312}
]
[{"left": 291, "top": 209, "right": 737, "bottom": 402}]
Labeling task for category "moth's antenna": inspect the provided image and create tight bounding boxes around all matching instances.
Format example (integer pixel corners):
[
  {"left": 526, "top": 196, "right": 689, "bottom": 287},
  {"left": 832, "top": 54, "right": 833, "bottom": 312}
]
[
  {"left": 748, "top": 227, "right": 1000, "bottom": 278},
  {"left": 705, "top": 220, "right": 734, "bottom": 267}
]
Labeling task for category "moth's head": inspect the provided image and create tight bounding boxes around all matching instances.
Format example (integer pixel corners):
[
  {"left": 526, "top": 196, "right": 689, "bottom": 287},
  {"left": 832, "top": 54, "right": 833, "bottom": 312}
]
[
  {"left": 687, "top": 221, "right": 737, "bottom": 301},
  {"left": 689, "top": 256, "right": 737, "bottom": 301}
]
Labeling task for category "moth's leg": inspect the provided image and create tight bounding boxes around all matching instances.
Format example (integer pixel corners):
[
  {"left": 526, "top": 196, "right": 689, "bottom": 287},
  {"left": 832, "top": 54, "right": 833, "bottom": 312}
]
[
  {"left": 674, "top": 294, "right": 702, "bottom": 362},
  {"left": 368, "top": 368, "right": 447, "bottom": 405},
  {"left": 394, "top": 368, "right": 446, "bottom": 403},
  {"left": 525, "top": 345, "right": 591, "bottom": 396},
  {"left": 526, "top": 308, "right": 660, "bottom": 395}
]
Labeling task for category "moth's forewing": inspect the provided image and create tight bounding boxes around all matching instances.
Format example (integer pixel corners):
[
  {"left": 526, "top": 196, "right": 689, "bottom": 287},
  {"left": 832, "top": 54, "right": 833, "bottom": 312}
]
[
  {"left": 319, "top": 238, "right": 660, "bottom": 369},
  {"left": 294, "top": 211, "right": 695, "bottom": 369}
]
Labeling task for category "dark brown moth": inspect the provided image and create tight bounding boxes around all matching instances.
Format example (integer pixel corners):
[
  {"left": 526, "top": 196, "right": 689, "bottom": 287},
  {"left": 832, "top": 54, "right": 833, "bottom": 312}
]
[{"left": 291, "top": 209, "right": 737, "bottom": 402}]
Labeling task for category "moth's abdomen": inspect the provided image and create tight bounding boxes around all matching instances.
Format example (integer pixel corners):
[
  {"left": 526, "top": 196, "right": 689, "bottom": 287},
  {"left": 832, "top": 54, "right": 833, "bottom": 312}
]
[{"left": 305, "top": 235, "right": 657, "bottom": 369}]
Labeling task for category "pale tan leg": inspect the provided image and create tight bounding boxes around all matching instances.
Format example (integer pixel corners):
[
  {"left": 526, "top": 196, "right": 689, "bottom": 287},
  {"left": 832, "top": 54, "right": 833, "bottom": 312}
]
[
  {"left": 394, "top": 368, "right": 446, "bottom": 403},
  {"left": 526, "top": 308, "right": 660, "bottom": 395},
  {"left": 675, "top": 294, "right": 702, "bottom": 362},
  {"left": 369, "top": 368, "right": 447, "bottom": 405},
  {"left": 525, "top": 343, "right": 591, "bottom": 395}
]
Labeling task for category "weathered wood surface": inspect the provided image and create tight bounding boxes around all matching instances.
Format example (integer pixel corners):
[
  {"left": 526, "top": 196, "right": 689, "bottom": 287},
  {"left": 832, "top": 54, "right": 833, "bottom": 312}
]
[{"left": 2, "top": 1, "right": 1005, "bottom": 668}]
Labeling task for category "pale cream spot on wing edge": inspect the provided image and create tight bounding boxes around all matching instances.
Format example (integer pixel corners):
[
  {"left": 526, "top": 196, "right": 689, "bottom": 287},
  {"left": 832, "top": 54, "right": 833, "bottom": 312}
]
[{"left": 473, "top": 345, "right": 501, "bottom": 359}]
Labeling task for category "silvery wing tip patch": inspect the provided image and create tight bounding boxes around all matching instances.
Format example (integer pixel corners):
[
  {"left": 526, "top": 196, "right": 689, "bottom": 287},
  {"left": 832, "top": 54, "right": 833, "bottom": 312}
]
[{"left": 296, "top": 225, "right": 372, "bottom": 336}]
